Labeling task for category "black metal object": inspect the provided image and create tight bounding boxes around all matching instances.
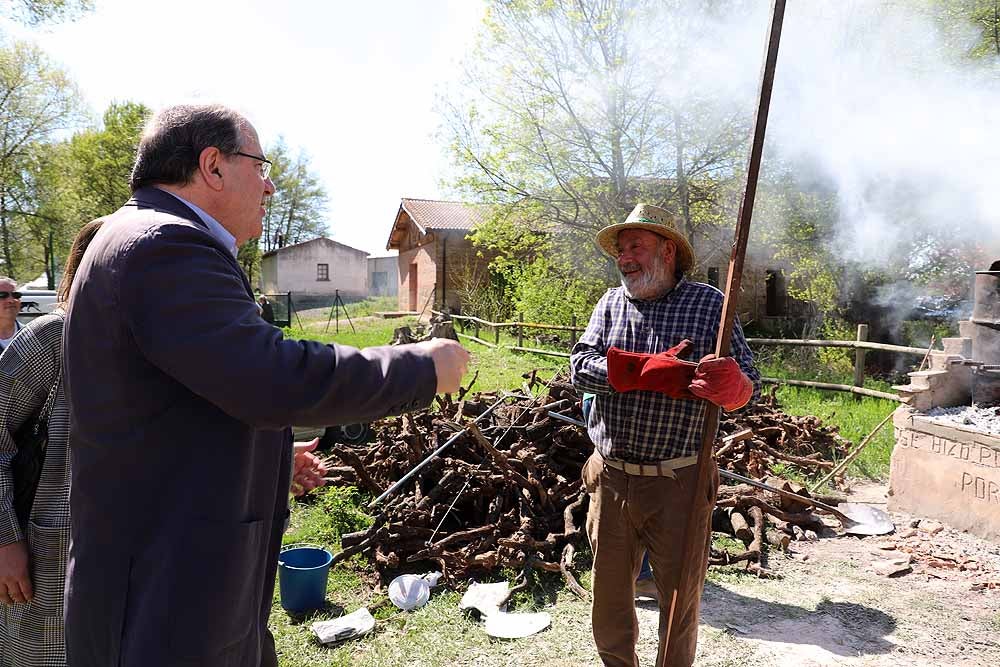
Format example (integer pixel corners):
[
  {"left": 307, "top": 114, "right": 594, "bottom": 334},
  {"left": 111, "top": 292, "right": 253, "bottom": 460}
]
[
  {"left": 262, "top": 292, "right": 292, "bottom": 328},
  {"left": 317, "top": 423, "right": 373, "bottom": 449},
  {"left": 970, "top": 261, "right": 1000, "bottom": 364},
  {"left": 324, "top": 289, "right": 356, "bottom": 334}
]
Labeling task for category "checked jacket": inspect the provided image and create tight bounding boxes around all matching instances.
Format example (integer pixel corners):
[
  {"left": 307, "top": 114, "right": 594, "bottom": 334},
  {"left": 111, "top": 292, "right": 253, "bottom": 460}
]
[
  {"left": 0, "top": 313, "right": 70, "bottom": 667},
  {"left": 570, "top": 279, "right": 761, "bottom": 463}
]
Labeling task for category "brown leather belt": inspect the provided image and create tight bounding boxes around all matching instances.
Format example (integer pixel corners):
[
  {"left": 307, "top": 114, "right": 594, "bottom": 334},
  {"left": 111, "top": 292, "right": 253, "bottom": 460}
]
[{"left": 594, "top": 450, "right": 699, "bottom": 478}]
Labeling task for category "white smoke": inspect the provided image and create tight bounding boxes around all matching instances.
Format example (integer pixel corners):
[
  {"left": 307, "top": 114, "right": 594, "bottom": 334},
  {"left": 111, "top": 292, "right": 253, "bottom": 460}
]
[{"left": 646, "top": 0, "right": 1000, "bottom": 270}]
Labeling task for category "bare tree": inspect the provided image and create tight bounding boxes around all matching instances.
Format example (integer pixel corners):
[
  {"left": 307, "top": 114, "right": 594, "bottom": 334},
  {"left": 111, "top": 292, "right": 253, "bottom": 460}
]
[
  {"left": 2, "top": 0, "right": 94, "bottom": 26},
  {"left": 443, "top": 0, "right": 750, "bottom": 268}
]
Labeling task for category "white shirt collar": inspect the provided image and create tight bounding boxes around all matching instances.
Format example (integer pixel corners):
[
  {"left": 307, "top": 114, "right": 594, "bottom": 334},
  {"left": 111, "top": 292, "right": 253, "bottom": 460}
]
[{"left": 157, "top": 188, "right": 238, "bottom": 258}]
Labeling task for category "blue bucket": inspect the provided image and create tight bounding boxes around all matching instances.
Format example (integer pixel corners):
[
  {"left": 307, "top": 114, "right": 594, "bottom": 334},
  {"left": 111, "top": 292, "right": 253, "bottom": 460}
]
[{"left": 278, "top": 543, "right": 333, "bottom": 613}]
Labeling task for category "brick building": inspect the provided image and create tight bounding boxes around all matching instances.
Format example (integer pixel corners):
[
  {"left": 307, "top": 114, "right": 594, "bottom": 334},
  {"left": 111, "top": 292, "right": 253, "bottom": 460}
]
[
  {"left": 384, "top": 196, "right": 804, "bottom": 331},
  {"left": 385, "top": 198, "right": 489, "bottom": 313}
]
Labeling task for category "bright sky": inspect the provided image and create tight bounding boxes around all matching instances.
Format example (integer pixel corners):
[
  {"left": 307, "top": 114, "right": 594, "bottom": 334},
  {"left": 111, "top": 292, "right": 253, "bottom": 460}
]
[{"left": 4, "top": 0, "right": 486, "bottom": 255}]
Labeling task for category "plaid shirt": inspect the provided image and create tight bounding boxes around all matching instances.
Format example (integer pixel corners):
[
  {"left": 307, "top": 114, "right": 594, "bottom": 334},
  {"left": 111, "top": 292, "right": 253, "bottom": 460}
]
[{"left": 570, "top": 278, "right": 761, "bottom": 462}]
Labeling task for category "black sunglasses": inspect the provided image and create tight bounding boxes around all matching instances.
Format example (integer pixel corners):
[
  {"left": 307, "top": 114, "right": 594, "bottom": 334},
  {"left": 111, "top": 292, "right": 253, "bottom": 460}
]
[{"left": 0, "top": 291, "right": 22, "bottom": 300}]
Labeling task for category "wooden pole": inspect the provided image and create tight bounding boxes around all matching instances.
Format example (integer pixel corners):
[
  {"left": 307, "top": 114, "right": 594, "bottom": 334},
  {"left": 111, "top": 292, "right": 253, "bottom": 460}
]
[
  {"left": 517, "top": 313, "right": 524, "bottom": 348},
  {"left": 854, "top": 324, "right": 868, "bottom": 401},
  {"left": 663, "top": 2, "right": 786, "bottom": 663}
]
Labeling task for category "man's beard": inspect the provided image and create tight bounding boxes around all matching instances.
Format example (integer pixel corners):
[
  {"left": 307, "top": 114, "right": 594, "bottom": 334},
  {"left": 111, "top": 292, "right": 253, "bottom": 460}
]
[{"left": 620, "top": 253, "right": 674, "bottom": 300}]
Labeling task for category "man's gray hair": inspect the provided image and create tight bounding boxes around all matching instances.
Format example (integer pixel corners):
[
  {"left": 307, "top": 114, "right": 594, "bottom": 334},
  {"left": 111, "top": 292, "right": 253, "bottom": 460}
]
[{"left": 129, "top": 104, "right": 248, "bottom": 192}]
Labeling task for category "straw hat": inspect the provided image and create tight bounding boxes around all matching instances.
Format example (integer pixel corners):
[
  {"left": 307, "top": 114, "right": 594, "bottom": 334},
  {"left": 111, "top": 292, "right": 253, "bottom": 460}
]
[{"left": 596, "top": 203, "right": 694, "bottom": 273}]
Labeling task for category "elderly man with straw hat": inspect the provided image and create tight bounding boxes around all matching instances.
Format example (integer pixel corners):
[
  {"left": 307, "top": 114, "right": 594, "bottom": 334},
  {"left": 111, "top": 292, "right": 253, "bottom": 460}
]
[{"left": 570, "top": 203, "right": 760, "bottom": 667}]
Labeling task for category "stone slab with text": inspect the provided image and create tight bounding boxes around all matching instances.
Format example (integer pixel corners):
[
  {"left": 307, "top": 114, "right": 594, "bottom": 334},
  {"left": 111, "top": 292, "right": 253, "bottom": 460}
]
[{"left": 889, "top": 407, "right": 1000, "bottom": 542}]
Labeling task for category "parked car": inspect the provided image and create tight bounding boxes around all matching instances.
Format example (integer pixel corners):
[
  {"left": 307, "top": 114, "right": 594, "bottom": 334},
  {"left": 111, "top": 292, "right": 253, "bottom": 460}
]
[
  {"left": 17, "top": 289, "right": 58, "bottom": 324},
  {"left": 293, "top": 422, "right": 372, "bottom": 450}
]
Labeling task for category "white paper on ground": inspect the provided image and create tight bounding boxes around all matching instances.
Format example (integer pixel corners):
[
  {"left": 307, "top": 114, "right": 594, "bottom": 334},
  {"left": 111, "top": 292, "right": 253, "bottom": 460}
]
[
  {"left": 484, "top": 611, "right": 552, "bottom": 639},
  {"left": 311, "top": 607, "right": 376, "bottom": 645},
  {"left": 458, "top": 581, "right": 510, "bottom": 618}
]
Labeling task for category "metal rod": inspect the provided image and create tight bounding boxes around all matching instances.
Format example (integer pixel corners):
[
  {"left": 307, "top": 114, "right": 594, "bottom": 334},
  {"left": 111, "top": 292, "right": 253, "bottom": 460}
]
[
  {"left": 665, "top": 1, "right": 786, "bottom": 663},
  {"left": 810, "top": 409, "right": 896, "bottom": 491},
  {"left": 547, "top": 411, "right": 586, "bottom": 428},
  {"left": 717, "top": 468, "right": 849, "bottom": 522},
  {"left": 366, "top": 394, "right": 521, "bottom": 509}
]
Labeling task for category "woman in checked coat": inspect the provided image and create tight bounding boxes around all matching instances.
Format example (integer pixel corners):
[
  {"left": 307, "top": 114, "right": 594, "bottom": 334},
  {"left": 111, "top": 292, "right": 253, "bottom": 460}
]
[{"left": 0, "top": 220, "right": 103, "bottom": 666}]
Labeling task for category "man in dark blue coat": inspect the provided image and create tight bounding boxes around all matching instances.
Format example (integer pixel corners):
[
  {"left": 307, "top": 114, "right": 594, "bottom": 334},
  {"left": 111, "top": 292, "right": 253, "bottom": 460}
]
[{"left": 63, "top": 104, "right": 469, "bottom": 666}]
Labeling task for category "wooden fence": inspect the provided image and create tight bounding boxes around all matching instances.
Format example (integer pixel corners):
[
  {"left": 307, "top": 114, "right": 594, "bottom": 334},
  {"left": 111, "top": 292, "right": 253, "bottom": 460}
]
[{"left": 437, "top": 313, "right": 926, "bottom": 402}]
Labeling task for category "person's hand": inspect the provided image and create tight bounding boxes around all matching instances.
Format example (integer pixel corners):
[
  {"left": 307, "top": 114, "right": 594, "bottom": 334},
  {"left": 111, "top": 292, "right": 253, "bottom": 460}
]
[
  {"left": 688, "top": 354, "right": 753, "bottom": 411},
  {"left": 291, "top": 438, "right": 328, "bottom": 497},
  {"left": 0, "top": 540, "right": 32, "bottom": 605},
  {"left": 607, "top": 339, "right": 698, "bottom": 399},
  {"left": 417, "top": 338, "right": 470, "bottom": 394}
]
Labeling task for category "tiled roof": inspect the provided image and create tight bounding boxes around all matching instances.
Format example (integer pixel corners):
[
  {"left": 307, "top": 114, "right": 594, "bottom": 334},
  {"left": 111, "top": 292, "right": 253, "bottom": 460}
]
[
  {"left": 386, "top": 198, "right": 490, "bottom": 250},
  {"left": 400, "top": 198, "right": 488, "bottom": 231}
]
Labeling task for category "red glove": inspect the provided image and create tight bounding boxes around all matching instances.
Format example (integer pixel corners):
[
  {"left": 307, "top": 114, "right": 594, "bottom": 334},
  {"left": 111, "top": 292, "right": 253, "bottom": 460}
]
[
  {"left": 607, "top": 340, "right": 698, "bottom": 399},
  {"left": 688, "top": 354, "right": 753, "bottom": 411}
]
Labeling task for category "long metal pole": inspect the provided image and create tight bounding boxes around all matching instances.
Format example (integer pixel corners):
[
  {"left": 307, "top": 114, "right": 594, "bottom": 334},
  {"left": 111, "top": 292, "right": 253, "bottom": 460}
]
[
  {"left": 662, "top": 2, "right": 787, "bottom": 663},
  {"left": 366, "top": 394, "right": 521, "bottom": 509}
]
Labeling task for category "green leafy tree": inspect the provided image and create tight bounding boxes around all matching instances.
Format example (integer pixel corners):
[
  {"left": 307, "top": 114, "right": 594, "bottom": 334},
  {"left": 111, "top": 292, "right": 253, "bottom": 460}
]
[
  {"left": 0, "top": 40, "right": 83, "bottom": 279},
  {"left": 10, "top": 101, "right": 147, "bottom": 287},
  {"left": 63, "top": 102, "right": 150, "bottom": 220},
  {"left": 918, "top": 0, "right": 1000, "bottom": 58}
]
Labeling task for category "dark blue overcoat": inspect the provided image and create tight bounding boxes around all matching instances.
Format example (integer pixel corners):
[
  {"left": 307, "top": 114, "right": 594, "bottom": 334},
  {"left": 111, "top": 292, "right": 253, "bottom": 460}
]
[{"left": 63, "top": 188, "right": 436, "bottom": 666}]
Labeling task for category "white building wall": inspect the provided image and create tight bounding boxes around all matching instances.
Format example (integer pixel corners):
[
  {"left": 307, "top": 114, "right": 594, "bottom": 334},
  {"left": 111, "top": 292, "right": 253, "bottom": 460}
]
[
  {"left": 274, "top": 240, "right": 368, "bottom": 298},
  {"left": 260, "top": 254, "right": 279, "bottom": 293},
  {"left": 367, "top": 256, "right": 399, "bottom": 297}
]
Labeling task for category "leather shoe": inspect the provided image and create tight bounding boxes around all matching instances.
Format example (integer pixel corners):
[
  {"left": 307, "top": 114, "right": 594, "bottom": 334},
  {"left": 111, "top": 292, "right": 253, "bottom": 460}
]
[{"left": 634, "top": 577, "right": 659, "bottom": 601}]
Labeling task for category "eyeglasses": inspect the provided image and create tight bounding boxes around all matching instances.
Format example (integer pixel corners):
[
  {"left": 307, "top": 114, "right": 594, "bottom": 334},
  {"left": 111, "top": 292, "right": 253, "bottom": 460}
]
[
  {"left": 232, "top": 151, "right": 272, "bottom": 179},
  {"left": 0, "top": 291, "right": 22, "bottom": 300}
]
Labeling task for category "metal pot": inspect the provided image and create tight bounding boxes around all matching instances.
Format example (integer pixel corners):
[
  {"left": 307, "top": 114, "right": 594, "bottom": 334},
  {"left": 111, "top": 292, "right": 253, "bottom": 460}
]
[{"left": 970, "top": 260, "right": 1000, "bottom": 364}]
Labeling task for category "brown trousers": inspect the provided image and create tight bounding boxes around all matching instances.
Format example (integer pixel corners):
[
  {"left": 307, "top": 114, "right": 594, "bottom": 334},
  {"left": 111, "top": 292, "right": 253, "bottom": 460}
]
[{"left": 582, "top": 452, "right": 719, "bottom": 667}]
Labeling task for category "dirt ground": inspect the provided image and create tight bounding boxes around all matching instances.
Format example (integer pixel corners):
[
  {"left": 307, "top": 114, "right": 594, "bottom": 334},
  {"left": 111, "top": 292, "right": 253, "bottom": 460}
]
[{"left": 634, "top": 481, "right": 1000, "bottom": 667}]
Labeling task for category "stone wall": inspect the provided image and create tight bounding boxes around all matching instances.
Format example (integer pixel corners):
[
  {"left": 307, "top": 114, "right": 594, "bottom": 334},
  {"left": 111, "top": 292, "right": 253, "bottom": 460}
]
[{"left": 889, "top": 406, "right": 1000, "bottom": 542}]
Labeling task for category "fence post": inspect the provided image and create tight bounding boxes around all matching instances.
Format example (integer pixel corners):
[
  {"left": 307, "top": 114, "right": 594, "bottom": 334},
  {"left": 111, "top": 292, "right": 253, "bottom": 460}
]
[
  {"left": 518, "top": 313, "right": 524, "bottom": 348},
  {"left": 570, "top": 315, "right": 577, "bottom": 348},
  {"left": 854, "top": 323, "right": 868, "bottom": 400},
  {"left": 474, "top": 319, "right": 480, "bottom": 341},
  {"left": 494, "top": 321, "right": 500, "bottom": 346}
]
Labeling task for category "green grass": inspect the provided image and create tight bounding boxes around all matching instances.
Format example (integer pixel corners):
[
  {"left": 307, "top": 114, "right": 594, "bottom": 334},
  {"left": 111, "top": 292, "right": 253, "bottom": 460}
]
[
  {"left": 283, "top": 317, "right": 410, "bottom": 350},
  {"left": 758, "top": 359, "right": 898, "bottom": 481},
  {"left": 284, "top": 315, "right": 567, "bottom": 393}
]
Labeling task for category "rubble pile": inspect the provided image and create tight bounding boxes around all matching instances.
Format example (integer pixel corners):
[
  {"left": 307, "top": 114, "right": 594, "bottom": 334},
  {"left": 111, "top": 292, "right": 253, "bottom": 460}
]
[
  {"left": 870, "top": 519, "right": 1000, "bottom": 589},
  {"left": 322, "top": 375, "right": 860, "bottom": 585}
]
